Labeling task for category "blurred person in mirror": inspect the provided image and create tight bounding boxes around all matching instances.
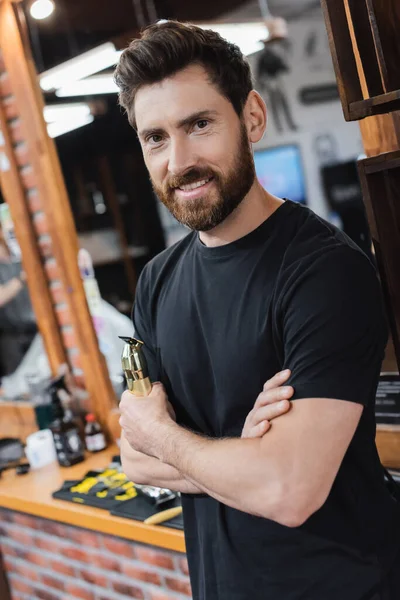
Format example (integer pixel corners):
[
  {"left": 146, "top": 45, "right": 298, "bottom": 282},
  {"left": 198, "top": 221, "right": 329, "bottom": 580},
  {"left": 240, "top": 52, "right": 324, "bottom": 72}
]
[
  {"left": 0, "top": 225, "right": 36, "bottom": 377},
  {"left": 114, "top": 21, "right": 400, "bottom": 600}
]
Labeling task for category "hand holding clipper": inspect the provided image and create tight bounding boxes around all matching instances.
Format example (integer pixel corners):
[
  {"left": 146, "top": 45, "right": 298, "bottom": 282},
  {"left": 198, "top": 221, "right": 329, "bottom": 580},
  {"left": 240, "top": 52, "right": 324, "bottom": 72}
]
[{"left": 119, "top": 337, "right": 152, "bottom": 397}]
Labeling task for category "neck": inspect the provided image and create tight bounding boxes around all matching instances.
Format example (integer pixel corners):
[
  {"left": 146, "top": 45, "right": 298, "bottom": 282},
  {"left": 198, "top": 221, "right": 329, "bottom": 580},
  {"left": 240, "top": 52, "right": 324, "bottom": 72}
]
[{"left": 198, "top": 180, "right": 285, "bottom": 248}]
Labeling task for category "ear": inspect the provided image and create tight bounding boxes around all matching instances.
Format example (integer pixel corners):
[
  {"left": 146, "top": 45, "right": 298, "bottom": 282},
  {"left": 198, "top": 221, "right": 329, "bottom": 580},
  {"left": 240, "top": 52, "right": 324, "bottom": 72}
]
[{"left": 242, "top": 91, "right": 267, "bottom": 144}]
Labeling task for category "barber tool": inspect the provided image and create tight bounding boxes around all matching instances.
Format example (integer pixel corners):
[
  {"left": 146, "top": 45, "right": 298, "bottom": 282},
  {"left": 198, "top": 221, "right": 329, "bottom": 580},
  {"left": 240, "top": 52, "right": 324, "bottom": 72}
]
[
  {"left": 118, "top": 337, "right": 152, "bottom": 396},
  {"left": 135, "top": 484, "right": 177, "bottom": 507},
  {"left": 144, "top": 505, "right": 183, "bottom": 526}
]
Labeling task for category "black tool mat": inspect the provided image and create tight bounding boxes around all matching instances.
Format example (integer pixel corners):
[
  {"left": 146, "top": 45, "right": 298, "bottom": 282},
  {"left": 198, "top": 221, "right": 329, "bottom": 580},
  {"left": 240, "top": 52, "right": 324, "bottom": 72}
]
[
  {"left": 52, "top": 467, "right": 137, "bottom": 510},
  {"left": 111, "top": 495, "right": 184, "bottom": 530}
]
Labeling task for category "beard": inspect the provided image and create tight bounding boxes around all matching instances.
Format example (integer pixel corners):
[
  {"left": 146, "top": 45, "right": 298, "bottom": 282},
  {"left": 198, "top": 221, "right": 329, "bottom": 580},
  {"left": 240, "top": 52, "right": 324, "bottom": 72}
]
[{"left": 151, "top": 122, "right": 256, "bottom": 231}]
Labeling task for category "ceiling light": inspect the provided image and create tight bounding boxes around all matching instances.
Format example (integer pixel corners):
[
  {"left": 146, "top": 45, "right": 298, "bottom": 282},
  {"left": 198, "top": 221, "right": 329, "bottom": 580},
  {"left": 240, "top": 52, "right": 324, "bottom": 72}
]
[
  {"left": 198, "top": 22, "right": 269, "bottom": 56},
  {"left": 46, "top": 114, "right": 94, "bottom": 138},
  {"left": 30, "top": 0, "right": 55, "bottom": 20},
  {"left": 55, "top": 75, "right": 119, "bottom": 97},
  {"left": 43, "top": 102, "right": 91, "bottom": 123},
  {"left": 39, "top": 43, "right": 122, "bottom": 92}
]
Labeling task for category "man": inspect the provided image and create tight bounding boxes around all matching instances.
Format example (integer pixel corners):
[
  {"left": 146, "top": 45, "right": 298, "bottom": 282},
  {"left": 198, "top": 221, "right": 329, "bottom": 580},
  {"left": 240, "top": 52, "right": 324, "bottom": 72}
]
[{"left": 115, "top": 21, "right": 400, "bottom": 600}]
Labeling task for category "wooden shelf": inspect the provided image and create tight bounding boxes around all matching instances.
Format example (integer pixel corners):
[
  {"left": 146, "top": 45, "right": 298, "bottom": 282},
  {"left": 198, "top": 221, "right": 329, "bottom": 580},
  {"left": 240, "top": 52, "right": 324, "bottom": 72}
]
[
  {"left": 358, "top": 150, "right": 400, "bottom": 372},
  {"left": 322, "top": 0, "right": 400, "bottom": 121},
  {"left": 0, "top": 445, "right": 185, "bottom": 553},
  {"left": 350, "top": 90, "right": 400, "bottom": 120}
]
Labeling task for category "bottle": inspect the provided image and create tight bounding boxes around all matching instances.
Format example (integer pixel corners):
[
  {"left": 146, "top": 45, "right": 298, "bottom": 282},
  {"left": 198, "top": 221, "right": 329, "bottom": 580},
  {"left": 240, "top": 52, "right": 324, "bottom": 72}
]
[
  {"left": 50, "top": 395, "right": 85, "bottom": 467},
  {"left": 84, "top": 413, "right": 107, "bottom": 453}
]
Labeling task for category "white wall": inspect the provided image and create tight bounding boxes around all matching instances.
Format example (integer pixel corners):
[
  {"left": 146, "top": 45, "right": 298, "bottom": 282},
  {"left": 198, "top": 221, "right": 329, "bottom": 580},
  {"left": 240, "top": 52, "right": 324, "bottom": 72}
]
[{"left": 249, "top": 14, "right": 364, "bottom": 219}]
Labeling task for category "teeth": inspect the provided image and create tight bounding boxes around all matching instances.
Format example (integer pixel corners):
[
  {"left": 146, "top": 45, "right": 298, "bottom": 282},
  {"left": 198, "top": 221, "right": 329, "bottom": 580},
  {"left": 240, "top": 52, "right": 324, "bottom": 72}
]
[{"left": 179, "top": 178, "right": 210, "bottom": 191}]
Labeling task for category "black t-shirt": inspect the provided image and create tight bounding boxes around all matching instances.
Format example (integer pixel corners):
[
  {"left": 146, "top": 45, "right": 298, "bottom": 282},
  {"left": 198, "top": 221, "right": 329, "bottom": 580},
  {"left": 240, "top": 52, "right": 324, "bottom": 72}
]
[{"left": 133, "top": 200, "right": 400, "bottom": 600}]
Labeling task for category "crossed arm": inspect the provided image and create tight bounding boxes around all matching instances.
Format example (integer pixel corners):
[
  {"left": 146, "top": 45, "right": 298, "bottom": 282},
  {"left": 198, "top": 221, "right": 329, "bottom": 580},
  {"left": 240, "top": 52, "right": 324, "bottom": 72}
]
[{"left": 120, "top": 385, "right": 363, "bottom": 527}]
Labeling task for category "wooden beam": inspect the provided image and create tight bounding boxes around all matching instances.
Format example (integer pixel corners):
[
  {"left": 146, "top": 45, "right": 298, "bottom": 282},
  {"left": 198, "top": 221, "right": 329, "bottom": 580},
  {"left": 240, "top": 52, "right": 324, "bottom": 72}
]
[
  {"left": 0, "top": 0, "right": 116, "bottom": 430},
  {"left": 0, "top": 99, "right": 66, "bottom": 373}
]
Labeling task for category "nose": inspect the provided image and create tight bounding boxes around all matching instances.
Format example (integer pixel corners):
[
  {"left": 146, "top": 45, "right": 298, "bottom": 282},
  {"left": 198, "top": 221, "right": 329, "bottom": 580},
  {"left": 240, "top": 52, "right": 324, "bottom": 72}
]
[{"left": 168, "top": 136, "right": 196, "bottom": 177}]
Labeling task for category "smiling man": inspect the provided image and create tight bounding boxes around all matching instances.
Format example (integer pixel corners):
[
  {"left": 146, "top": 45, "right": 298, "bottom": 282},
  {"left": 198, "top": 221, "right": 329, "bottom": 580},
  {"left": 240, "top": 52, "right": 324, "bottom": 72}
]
[{"left": 114, "top": 20, "right": 400, "bottom": 600}]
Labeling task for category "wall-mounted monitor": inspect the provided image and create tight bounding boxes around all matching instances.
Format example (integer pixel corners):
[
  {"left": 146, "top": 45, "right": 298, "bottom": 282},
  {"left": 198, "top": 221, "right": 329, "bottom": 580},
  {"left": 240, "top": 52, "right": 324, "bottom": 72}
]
[{"left": 254, "top": 144, "right": 307, "bottom": 205}]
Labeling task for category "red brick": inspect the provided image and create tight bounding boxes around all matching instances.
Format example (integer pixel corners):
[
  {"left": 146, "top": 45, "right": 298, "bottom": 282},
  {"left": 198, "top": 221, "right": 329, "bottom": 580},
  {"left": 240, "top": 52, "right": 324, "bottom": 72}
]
[
  {"left": 2, "top": 95, "right": 18, "bottom": 120},
  {"left": 79, "top": 568, "right": 108, "bottom": 588},
  {"left": 33, "top": 212, "right": 49, "bottom": 236},
  {"left": 25, "top": 551, "right": 48, "bottom": 567},
  {"left": 64, "top": 529, "right": 100, "bottom": 548},
  {"left": 50, "top": 283, "right": 66, "bottom": 305},
  {"left": 0, "top": 72, "right": 12, "bottom": 97},
  {"left": 1, "top": 542, "right": 18, "bottom": 557},
  {"left": 7, "top": 528, "right": 33, "bottom": 546},
  {"left": 27, "top": 190, "right": 42, "bottom": 213},
  {"left": 14, "top": 142, "right": 30, "bottom": 168},
  {"left": 35, "top": 536, "right": 61, "bottom": 553},
  {"left": 64, "top": 583, "right": 94, "bottom": 600},
  {"left": 50, "top": 559, "right": 75, "bottom": 577},
  {"left": 62, "top": 546, "right": 91, "bottom": 563},
  {"left": 41, "top": 574, "right": 65, "bottom": 591},
  {"left": 122, "top": 563, "right": 161, "bottom": 585},
  {"left": 56, "top": 305, "right": 73, "bottom": 327},
  {"left": 165, "top": 576, "right": 192, "bottom": 596},
  {"left": 44, "top": 258, "right": 61, "bottom": 281},
  {"left": 9, "top": 577, "right": 34, "bottom": 595},
  {"left": 34, "top": 588, "right": 59, "bottom": 600},
  {"left": 135, "top": 547, "right": 174, "bottom": 570},
  {"left": 4, "top": 557, "right": 15, "bottom": 572},
  {"left": 90, "top": 553, "right": 120, "bottom": 572},
  {"left": 10, "top": 560, "right": 39, "bottom": 581},
  {"left": 179, "top": 557, "right": 190, "bottom": 576},
  {"left": 9, "top": 119, "right": 25, "bottom": 144},
  {"left": 150, "top": 592, "right": 180, "bottom": 600},
  {"left": 38, "top": 234, "right": 53, "bottom": 258},
  {"left": 20, "top": 165, "right": 37, "bottom": 190},
  {"left": 103, "top": 537, "right": 135, "bottom": 558},
  {"left": 74, "top": 373, "right": 87, "bottom": 389},
  {"left": 11, "top": 513, "right": 38, "bottom": 529},
  {"left": 70, "top": 351, "right": 83, "bottom": 370},
  {"left": 112, "top": 582, "right": 145, "bottom": 599},
  {"left": 61, "top": 327, "right": 78, "bottom": 350},
  {"left": 41, "top": 520, "right": 65, "bottom": 537},
  {"left": 14, "top": 547, "right": 28, "bottom": 560}
]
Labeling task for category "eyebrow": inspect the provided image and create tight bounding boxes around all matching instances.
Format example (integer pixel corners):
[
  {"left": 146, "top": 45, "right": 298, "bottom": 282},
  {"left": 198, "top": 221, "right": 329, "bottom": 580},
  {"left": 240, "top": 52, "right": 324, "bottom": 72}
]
[{"left": 139, "top": 109, "right": 219, "bottom": 140}]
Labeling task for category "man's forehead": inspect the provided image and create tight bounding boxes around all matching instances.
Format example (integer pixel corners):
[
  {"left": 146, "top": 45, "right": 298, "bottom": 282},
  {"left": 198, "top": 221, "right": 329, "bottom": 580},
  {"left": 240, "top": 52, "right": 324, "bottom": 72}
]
[{"left": 134, "top": 65, "right": 224, "bottom": 129}]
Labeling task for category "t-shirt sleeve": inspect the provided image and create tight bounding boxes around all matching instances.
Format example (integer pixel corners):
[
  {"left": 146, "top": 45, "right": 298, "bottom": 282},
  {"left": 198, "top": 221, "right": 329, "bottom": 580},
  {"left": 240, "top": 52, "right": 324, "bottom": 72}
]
[
  {"left": 131, "top": 266, "right": 161, "bottom": 383},
  {"left": 279, "top": 248, "right": 388, "bottom": 406}
]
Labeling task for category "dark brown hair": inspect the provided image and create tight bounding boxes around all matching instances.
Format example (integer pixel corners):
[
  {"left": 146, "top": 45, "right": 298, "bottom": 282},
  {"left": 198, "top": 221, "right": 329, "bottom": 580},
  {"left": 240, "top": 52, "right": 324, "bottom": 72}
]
[{"left": 114, "top": 20, "right": 253, "bottom": 128}]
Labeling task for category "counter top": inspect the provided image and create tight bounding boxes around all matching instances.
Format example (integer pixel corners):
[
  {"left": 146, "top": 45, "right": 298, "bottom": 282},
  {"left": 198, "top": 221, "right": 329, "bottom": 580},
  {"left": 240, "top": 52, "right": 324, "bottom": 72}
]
[{"left": 0, "top": 445, "right": 185, "bottom": 553}]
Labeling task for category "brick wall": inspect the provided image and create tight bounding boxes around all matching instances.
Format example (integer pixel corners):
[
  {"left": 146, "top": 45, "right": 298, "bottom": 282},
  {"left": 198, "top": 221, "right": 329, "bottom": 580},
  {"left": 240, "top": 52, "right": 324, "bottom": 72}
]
[
  {"left": 0, "top": 509, "right": 192, "bottom": 600},
  {"left": 0, "top": 49, "right": 85, "bottom": 388}
]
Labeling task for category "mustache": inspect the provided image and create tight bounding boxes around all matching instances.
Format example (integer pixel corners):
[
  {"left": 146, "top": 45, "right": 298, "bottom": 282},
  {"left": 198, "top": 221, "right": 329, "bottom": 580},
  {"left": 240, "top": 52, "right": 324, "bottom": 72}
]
[{"left": 167, "top": 168, "right": 216, "bottom": 190}]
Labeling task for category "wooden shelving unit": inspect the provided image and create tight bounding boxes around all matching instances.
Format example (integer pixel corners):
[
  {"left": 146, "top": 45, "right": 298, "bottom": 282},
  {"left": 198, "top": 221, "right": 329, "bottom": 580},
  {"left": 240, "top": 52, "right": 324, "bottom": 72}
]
[
  {"left": 322, "top": 0, "right": 400, "bottom": 467},
  {"left": 321, "top": 0, "right": 400, "bottom": 120}
]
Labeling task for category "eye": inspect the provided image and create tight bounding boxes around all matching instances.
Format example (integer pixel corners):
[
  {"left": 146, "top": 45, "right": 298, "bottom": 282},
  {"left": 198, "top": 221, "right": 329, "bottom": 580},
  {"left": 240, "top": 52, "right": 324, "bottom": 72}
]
[
  {"left": 195, "top": 119, "right": 209, "bottom": 130},
  {"left": 148, "top": 134, "right": 163, "bottom": 144}
]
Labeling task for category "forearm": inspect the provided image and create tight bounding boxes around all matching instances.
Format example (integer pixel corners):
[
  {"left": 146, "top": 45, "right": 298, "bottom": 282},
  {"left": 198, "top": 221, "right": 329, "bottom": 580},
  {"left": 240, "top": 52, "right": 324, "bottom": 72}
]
[
  {"left": 156, "top": 424, "right": 293, "bottom": 524},
  {"left": 120, "top": 432, "right": 202, "bottom": 494}
]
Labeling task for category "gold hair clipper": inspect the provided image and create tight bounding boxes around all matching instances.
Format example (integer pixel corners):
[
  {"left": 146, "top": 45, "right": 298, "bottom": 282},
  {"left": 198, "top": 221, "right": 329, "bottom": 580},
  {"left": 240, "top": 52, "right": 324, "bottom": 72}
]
[{"left": 119, "top": 337, "right": 152, "bottom": 396}]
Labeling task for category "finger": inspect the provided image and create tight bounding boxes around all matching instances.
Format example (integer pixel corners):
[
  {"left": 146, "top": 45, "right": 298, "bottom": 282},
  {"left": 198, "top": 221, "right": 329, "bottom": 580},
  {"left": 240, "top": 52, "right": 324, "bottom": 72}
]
[
  {"left": 255, "top": 386, "right": 294, "bottom": 409},
  {"left": 149, "top": 382, "right": 165, "bottom": 396},
  {"left": 251, "top": 400, "right": 291, "bottom": 426},
  {"left": 263, "top": 370, "right": 291, "bottom": 392},
  {"left": 244, "top": 420, "right": 271, "bottom": 439}
]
